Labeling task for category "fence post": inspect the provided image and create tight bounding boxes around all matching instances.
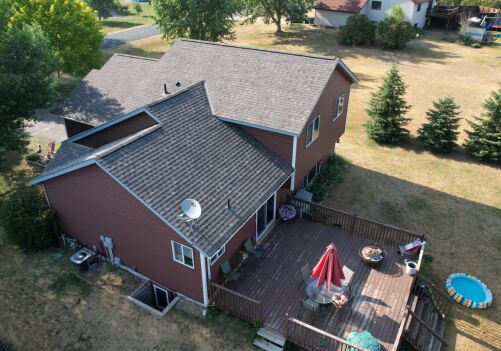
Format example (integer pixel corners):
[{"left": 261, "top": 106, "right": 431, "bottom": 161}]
[
  {"left": 283, "top": 313, "right": 289, "bottom": 340},
  {"left": 349, "top": 214, "right": 358, "bottom": 234}
]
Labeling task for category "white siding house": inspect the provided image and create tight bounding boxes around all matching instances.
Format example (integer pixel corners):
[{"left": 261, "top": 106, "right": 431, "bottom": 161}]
[{"left": 314, "top": 0, "right": 430, "bottom": 28}]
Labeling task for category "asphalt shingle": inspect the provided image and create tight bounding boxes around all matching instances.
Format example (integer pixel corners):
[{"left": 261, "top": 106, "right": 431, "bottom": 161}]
[{"left": 54, "top": 39, "right": 351, "bottom": 135}]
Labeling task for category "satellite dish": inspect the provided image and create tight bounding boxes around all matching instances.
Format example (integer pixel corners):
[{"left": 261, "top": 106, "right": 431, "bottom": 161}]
[{"left": 180, "top": 199, "right": 202, "bottom": 220}]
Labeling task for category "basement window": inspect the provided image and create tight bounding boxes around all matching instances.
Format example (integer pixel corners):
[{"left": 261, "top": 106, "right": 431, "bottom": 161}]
[
  {"left": 306, "top": 116, "right": 320, "bottom": 147},
  {"left": 172, "top": 241, "right": 194, "bottom": 268},
  {"left": 371, "top": 1, "right": 382, "bottom": 10},
  {"left": 210, "top": 245, "right": 225, "bottom": 265}
]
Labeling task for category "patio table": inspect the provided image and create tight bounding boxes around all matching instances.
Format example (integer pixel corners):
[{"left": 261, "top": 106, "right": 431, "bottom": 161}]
[{"left": 306, "top": 279, "right": 343, "bottom": 305}]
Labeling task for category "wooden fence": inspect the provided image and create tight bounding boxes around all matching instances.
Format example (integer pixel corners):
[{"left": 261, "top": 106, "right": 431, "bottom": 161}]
[
  {"left": 210, "top": 283, "right": 263, "bottom": 323},
  {"left": 284, "top": 314, "right": 369, "bottom": 351},
  {"left": 289, "top": 197, "right": 424, "bottom": 247},
  {"left": 413, "top": 273, "right": 454, "bottom": 319}
]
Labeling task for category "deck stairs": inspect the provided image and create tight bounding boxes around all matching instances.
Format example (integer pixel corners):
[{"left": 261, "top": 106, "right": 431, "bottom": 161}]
[
  {"left": 403, "top": 294, "right": 447, "bottom": 351},
  {"left": 253, "top": 328, "right": 286, "bottom": 351}
]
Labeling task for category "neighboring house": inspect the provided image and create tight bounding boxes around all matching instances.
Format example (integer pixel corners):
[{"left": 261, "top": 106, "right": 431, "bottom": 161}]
[
  {"left": 33, "top": 39, "right": 358, "bottom": 307},
  {"left": 314, "top": 0, "right": 430, "bottom": 28}
]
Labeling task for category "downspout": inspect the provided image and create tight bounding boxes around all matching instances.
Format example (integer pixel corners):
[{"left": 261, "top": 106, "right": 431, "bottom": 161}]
[
  {"left": 290, "top": 136, "right": 297, "bottom": 191},
  {"left": 200, "top": 251, "right": 209, "bottom": 306},
  {"left": 42, "top": 185, "right": 51, "bottom": 207}
]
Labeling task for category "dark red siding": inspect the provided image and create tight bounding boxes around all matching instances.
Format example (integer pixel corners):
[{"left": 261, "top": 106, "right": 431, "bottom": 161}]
[
  {"left": 294, "top": 68, "right": 352, "bottom": 191},
  {"left": 240, "top": 125, "right": 294, "bottom": 164},
  {"left": 75, "top": 112, "right": 158, "bottom": 148},
  {"left": 44, "top": 164, "right": 204, "bottom": 303},
  {"left": 64, "top": 119, "right": 93, "bottom": 138},
  {"left": 210, "top": 216, "right": 256, "bottom": 284}
]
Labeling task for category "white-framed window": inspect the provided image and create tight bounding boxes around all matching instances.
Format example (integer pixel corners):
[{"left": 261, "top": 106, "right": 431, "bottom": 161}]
[
  {"left": 210, "top": 245, "right": 225, "bottom": 265},
  {"left": 306, "top": 116, "right": 320, "bottom": 147},
  {"left": 171, "top": 241, "right": 194, "bottom": 268},
  {"left": 333, "top": 94, "right": 345, "bottom": 120},
  {"left": 371, "top": 1, "right": 382, "bottom": 10},
  {"left": 303, "top": 161, "right": 322, "bottom": 187}
]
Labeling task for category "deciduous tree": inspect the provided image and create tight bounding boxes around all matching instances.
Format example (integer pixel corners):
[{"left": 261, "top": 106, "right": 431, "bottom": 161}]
[
  {"left": 365, "top": 65, "right": 411, "bottom": 143},
  {"left": 0, "top": 24, "right": 59, "bottom": 155},
  {"left": 418, "top": 97, "right": 461, "bottom": 153},
  {"left": 464, "top": 87, "right": 501, "bottom": 163},
  {"left": 242, "top": 0, "right": 314, "bottom": 33},
  {"left": 86, "top": 0, "right": 116, "bottom": 20},
  {"left": 153, "top": 0, "right": 241, "bottom": 42},
  {"left": 10, "top": 0, "right": 104, "bottom": 76}
]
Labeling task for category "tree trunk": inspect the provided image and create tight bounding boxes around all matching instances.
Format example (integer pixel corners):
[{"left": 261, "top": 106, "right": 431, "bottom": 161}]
[{"left": 275, "top": 15, "right": 282, "bottom": 33}]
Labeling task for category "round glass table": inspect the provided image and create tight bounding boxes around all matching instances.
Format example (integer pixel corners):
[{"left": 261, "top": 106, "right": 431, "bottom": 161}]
[{"left": 306, "top": 279, "right": 343, "bottom": 304}]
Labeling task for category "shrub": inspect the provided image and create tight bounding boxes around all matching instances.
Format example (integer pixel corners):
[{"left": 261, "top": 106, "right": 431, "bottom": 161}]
[
  {"left": 470, "top": 42, "right": 481, "bottom": 49},
  {"left": 308, "top": 154, "right": 348, "bottom": 202},
  {"left": 133, "top": 2, "right": 142, "bottom": 16},
  {"left": 25, "top": 152, "right": 41, "bottom": 162},
  {"left": 418, "top": 97, "right": 461, "bottom": 153},
  {"left": 339, "top": 15, "right": 376, "bottom": 46},
  {"left": 375, "top": 6, "right": 414, "bottom": 49},
  {"left": 365, "top": 65, "right": 411, "bottom": 143},
  {"left": 0, "top": 186, "right": 57, "bottom": 250}
]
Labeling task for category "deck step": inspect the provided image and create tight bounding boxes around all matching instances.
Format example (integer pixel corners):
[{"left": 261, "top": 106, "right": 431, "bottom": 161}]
[
  {"left": 253, "top": 337, "right": 284, "bottom": 351},
  {"left": 257, "top": 328, "right": 286, "bottom": 347}
]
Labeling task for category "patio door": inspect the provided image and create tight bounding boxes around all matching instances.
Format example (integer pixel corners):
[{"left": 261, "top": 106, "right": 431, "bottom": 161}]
[{"left": 256, "top": 193, "right": 276, "bottom": 240}]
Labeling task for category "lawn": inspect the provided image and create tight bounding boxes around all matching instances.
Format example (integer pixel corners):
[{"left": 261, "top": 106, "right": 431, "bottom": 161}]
[
  {"left": 100, "top": 0, "right": 156, "bottom": 35},
  {"left": 0, "top": 235, "right": 256, "bottom": 351},
  {"left": 225, "top": 22, "right": 501, "bottom": 351},
  {"left": 1, "top": 21, "right": 500, "bottom": 351}
]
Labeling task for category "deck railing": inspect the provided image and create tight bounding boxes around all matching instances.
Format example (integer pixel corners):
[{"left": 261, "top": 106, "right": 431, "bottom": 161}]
[
  {"left": 284, "top": 314, "right": 369, "bottom": 351},
  {"left": 413, "top": 273, "right": 454, "bottom": 319},
  {"left": 289, "top": 197, "right": 424, "bottom": 247},
  {"left": 404, "top": 307, "right": 449, "bottom": 348},
  {"left": 210, "top": 282, "right": 264, "bottom": 323}
]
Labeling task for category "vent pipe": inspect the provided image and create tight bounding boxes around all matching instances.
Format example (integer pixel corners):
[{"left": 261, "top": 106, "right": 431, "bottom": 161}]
[{"left": 163, "top": 83, "right": 169, "bottom": 95}]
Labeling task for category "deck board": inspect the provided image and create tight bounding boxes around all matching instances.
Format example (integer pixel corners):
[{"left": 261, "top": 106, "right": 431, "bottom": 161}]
[{"left": 229, "top": 219, "right": 414, "bottom": 351}]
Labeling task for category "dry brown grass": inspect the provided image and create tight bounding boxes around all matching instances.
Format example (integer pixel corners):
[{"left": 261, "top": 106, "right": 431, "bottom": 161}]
[
  {"left": 0, "top": 235, "right": 256, "bottom": 351},
  {"left": 228, "top": 22, "right": 501, "bottom": 351}
]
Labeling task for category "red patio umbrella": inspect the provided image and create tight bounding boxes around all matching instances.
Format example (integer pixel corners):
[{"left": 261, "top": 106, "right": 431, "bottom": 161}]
[{"left": 311, "top": 244, "right": 345, "bottom": 290}]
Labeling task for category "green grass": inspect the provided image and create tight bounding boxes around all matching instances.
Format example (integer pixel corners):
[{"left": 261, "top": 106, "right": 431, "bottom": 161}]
[
  {"left": 101, "top": 15, "right": 155, "bottom": 35},
  {"left": 50, "top": 272, "right": 92, "bottom": 298},
  {"left": 104, "top": 34, "right": 170, "bottom": 59}
]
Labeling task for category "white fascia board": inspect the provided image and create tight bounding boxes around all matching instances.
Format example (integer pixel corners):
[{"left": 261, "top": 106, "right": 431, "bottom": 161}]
[
  {"left": 216, "top": 115, "right": 298, "bottom": 137},
  {"left": 335, "top": 58, "right": 359, "bottom": 83}
]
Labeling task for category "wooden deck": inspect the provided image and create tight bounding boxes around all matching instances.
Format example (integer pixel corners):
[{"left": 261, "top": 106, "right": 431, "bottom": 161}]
[{"left": 228, "top": 218, "right": 415, "bottom": 351}]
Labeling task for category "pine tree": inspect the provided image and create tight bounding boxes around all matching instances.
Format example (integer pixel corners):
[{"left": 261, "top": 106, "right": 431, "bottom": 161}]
[
  {"left": 365, "top": 65, "right": 411, "bottom": 144},
  {"left": 464, "top": 87, "right": 501, "bottom": 164},
  {"left": 418, "top": 97, "right": 461, "bottom": 153}
]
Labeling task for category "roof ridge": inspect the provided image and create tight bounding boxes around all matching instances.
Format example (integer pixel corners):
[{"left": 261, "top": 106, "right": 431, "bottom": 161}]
[
  {"left": 115, "top": 53, "right": 161, "bottom": 62},
  {"left": 178, "top": 39, "right": 337, "bottom": 62},
  {"left": 146, "top": 80, "right": 206, "bottom": 109}
]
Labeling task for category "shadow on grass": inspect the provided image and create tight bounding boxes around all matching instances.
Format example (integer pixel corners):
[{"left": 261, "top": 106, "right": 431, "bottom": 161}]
[
  {"left": 270, "top": 24, "right": 459, "bottom": 64},
  {"left": 369, "top": 135, "right": 501, "bottom": 169},
  {"left": 102, "top": 20, "right": 143, "bottom": 30}
]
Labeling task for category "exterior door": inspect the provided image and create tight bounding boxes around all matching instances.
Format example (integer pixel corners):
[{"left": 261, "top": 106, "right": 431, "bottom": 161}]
[
  {"left": 153, "top": 285, "right": 168, "bottom": 309},
  {"left": 256, "top": 193, "right": 276, "bottom": 240}
]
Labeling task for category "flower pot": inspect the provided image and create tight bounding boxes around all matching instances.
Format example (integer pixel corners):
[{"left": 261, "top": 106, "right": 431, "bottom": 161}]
[{"left": 404, "top": 259, "right": 417, "bottom": 276}]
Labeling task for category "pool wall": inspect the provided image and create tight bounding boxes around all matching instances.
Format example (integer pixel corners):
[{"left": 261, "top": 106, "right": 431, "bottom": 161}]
[{"left": 445, "top": 273, "right": 493, "bottom": 309}]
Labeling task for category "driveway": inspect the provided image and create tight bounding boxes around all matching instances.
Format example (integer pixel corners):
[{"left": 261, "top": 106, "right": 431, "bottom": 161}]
[
  {"left": 26, "top": 109, "right": 67, "bottom": 143},
  {"left": 102, "top": 25, "right": 160, "bottom": 49}
]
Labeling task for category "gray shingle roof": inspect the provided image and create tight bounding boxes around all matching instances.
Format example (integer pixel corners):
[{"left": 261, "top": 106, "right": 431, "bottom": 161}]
[
  {"left": 35, "top": 82, "right": 294, "bottom": 256},
  {"left": 55, "top": 40, "right": 356, "bottom": 135}
]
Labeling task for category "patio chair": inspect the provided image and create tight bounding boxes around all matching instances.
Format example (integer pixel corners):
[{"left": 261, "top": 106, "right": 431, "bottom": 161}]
[
  {"left": 220, "top": 260, "right": 241, "bottom": 281},
  {"left": 299, "top": 264, "right": 314, "bottom": 288},
  {"left": 244, "top": 239, "right": 263, "bottom": 259},
  {"left": 342, "top": 265, "right": 354, "bottom": 295},
  {"left": 301, "top": 296, "right": 320, "bottom": 313}
]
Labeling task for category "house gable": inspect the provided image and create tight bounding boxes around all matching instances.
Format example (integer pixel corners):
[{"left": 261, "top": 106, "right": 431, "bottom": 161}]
[{"left": 43, "top": 163, "right": 205, "bottom": 302}]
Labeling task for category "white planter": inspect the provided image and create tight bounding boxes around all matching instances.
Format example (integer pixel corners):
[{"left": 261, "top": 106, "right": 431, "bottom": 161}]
[{"left": 404, "top": 259, "right": 418, "bottom": 276}]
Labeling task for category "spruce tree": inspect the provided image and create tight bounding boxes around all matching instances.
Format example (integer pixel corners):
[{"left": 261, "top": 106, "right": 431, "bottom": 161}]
[
  {"left": 418, "top": 97, "right": 461, "bottom": 153},
  {"left": 464, "top": 87, "right": 501, "bottom": 164},
  {"left": 365, "top": 65, "right": 411, "bottom": 144}
]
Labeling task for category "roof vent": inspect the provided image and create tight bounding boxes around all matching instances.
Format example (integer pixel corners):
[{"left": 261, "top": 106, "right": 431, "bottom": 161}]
[
  {"left": 175, "top": 81, "right": 181, "bottom": 88},
  {"left": 163, "top": 83, "right": 169, "bottom": 95}
]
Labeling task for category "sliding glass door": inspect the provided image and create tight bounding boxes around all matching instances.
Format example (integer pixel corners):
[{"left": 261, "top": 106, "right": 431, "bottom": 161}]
[{"left": 256, "top": 193, "right": 276, "bottom": 240}]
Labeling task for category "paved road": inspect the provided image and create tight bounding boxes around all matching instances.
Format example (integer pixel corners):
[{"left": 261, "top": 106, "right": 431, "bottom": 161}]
[
  {"left": 102, "top": 24, "right": 160, "bottom": 49},
  {"left": 27, "top": 109, "right": 67, "bottom": 142}
]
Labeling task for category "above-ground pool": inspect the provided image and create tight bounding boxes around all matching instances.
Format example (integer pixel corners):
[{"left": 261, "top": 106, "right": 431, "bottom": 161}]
[{"left": 446, "top": 273, "right": 493, "bottom": 309}]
